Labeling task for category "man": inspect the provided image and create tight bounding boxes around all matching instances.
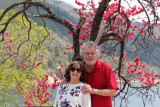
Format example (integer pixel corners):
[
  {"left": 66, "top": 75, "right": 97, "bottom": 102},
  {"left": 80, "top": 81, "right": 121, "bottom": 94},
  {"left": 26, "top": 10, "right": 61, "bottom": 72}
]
[{"left": 80, "top": 41, "right": 119, "bottom": 107}]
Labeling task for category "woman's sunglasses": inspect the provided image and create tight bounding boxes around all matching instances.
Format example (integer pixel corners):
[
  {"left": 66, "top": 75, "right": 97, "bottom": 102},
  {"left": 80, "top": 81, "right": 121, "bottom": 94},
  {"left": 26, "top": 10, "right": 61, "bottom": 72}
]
[{"left": 70, "top": 68, "right": 82, "bottom": 73}]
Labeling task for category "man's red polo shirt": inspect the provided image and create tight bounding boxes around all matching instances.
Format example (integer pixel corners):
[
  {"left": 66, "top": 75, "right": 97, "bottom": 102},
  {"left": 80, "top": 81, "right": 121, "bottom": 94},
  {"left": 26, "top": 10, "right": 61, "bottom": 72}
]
[{"left": 85, "top": 60, "right": 119, "bottom": 107}]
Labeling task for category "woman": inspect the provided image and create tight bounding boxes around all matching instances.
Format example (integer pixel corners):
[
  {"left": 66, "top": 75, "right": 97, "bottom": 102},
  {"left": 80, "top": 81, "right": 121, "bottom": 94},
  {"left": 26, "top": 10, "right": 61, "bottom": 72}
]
[{"left": 54, "top": 61, "right": 91, "bottom": 107}]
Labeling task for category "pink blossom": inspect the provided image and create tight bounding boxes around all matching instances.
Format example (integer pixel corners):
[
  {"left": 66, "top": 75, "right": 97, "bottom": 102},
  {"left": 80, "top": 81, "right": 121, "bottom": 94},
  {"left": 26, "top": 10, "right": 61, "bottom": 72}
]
[
  {"left": 45, "top": 74, "right": 49, "bottom": 78},
  {"left": 137, "top": 70, "right": 143, "bottom": 75},
  {"left": 68, "top": 31, "right": 73, "bottom": 34},
  {"left": 46, "top": 97, "right": 49, "bottom": 102},
  {"left": 141, "top": 64, "right": 146, "bottom": 68},
  {"left": 81, "top": 36, "right": 86, "bottom": 40},
  {"left": 19, "top": 85, "right": 23, "bottom": 90},
  {"left": 24, "top": 100, "right": 28, "bottom": 105},
  {"left": 9, "top": 39, "right": 12, "bottom": 43},
  {"left": 22, "top": 63, "right": 26, "bottom": 67},
  {"left": 89, "top": 11, "right": 94, "bottom": 16},
  {"left": 13, "top": 54, "right": 17, "bottom": 58},
  {"left": 65, "top": 39, "right": 68, "bottom": 42},
  {"left": 66, "top": 47, "right": 69, "bottom": 50},
  {"left": 113, "top": 59, "right": 118, "bottom": 62},
  {"left": 1, "top": 37, "right": 4, "bottom": 40},
  {"left": 56, "top": 82, "right": 60, "bottom": 86},
  {"left": 134, "top": 56, "right": 139, "bottom": 64},
  {"left": 10, "top": 52, "right": 14, "bottom": 55},
  {"left": 41, "top": 54, "right": 44, "bottom": 57},
  {"left": 85, "top": 13, "right": 90, "bottom": 17},
  {"left": 155, "top": 74, "right": 159, "bottom": 77},
  {"left": 130, "top": 69, "right": 135, "bottom": 74},
  {"left": 80, "top": 11, "right": 85, "bottom": 16},
  {"left": 134, "top": 25, "right": 138, "bottom": 28},
  {"left": 30, "top": 90, "right": 35, "bottom": 94},
  {"left": 126, "top": 79, "right": 131, "bottom": 82},
  {"left": 4, "top": 32, "right": 9, "bottom": 37},
  {"left": 54, "top": 77, "right": 58, "bottom": 83},
  {"left": 127, "top": 70, "right": 130, "bottom": 73},
  {"left": 48, "top": 84, "right": 51, "bottom": 87},
  {"left": 73, "top": 8, "right": 77, "bottom": 11},
  {"left": 70, "top": 46, "right": 73, "bottom": 49},
  {"left": 27, "top": 94, "right": 32, "bottom": 99},
  {"left": 151, "top": 77, "right": 155, "bottom": 82},
  {"left": 56, "top": 72, "right": 59, "bottom": 76},
  {"left": 52, "top": 83, "right": 57, "bottom": 89},
  {"left": 66, "top": 20, "right": 73, "bottom": 25},
  {"left": 158, "top": 2, "right": 160, "bottom": 7},
  {"left": 61, "top": 64, "right": 64, "bottom": 68},
  {"left": 142, "top": 20, "right": 146, "bottom": 24},
  {"left": 3, "top": 45, "right": 5, "bottom": 50},
  {"left": 128, "top": 36, "right": 133, "bottom": 39},
  {"left": 28, "top": 101, "right": 32, "bottom": 107},
  {"left": 64, "top": 52, "right": 67, "bottom": 54},
  {"left": 6, "top": 45, "right": 12, "bottom": 51},
  {"left": 140, "top": 77, "right": 145, "bottom": 82},
  {"left": 37, "top": 89, "right": 40, "bottom": 94},
  {"left": 149, "top": 34, "right": 153, "bottom": 37},
  {"left": 25, "top": 91, "right": 28, "bottom": 94},
  {"left": 21, "top": 95, "right": 24, "bottom": 98},
  {"left": 36, "top": 62, "right": 43, "bottom": 67},
  {"left": 102, "top": 45, "right": 107, "bottom": 49}
]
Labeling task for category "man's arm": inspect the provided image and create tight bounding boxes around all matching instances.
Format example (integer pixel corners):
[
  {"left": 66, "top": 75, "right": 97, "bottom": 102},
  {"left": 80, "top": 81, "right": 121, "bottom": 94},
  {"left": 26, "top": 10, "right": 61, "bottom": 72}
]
[
  {"left": 81, "top": 83, "right": 117, "bottom": 96},
  {"left": 92, "top": 88, "right": 117, "bottom": 96}
]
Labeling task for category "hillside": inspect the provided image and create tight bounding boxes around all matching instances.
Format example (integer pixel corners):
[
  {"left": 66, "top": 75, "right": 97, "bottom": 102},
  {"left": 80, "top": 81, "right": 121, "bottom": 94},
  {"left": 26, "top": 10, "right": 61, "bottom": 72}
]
[
  {"left": 0, "top": 0, "right": 79, "bottom": 37},
  {"left": 0, "top": 0, "right": 77, "bottom": 74},
  {"left": 27, "top": 0, "right": 79, "bottom": 37},
  {"left": 0, "top": 0, "right": 15, "bottom": 9}
]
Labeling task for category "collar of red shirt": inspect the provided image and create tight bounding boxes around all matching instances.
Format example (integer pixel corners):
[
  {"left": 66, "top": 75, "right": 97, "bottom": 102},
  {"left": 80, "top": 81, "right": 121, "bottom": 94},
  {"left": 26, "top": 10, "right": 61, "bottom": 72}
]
[{"left": 85, "top": 60, "right": 101, "bottom": 74}]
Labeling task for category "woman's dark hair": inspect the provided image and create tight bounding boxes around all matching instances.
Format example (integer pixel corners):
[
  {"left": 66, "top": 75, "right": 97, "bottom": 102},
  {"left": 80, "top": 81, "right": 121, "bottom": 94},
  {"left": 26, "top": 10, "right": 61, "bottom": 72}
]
[{"left": 64, "top": 61, "right": 86, "bottom": 82}]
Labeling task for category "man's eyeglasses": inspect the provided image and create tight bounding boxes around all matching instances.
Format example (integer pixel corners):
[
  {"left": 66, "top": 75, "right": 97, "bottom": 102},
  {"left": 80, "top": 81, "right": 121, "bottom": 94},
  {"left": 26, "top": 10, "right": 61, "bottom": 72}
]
[
  {"left": 85, "top": 52, "right": 96, "bottom": 56},
  {"left": 70, "top": 68, "right": 82, "bottom": 73}
]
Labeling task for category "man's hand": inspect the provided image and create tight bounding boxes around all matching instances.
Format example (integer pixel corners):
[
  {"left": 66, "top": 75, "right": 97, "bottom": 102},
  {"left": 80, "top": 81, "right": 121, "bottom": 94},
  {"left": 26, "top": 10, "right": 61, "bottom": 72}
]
[{"left": 81, "top": 83, "right": 94, "bottom": 94}]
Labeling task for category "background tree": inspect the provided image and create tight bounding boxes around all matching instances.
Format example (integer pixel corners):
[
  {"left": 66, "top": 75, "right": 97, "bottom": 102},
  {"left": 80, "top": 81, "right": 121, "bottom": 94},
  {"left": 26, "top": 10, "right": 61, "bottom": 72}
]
[
  {"left": 0, "top": 8, "right": 54, "bottom": 106},
  {"left": 0, "top": 0, "right": 160, "bottom": 106}
]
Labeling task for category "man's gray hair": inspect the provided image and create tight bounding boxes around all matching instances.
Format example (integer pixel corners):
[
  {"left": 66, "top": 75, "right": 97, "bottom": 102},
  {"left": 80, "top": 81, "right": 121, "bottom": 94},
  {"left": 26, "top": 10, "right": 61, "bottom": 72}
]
[{"left": 80, "top": 41, "right": 100, "bottom": 57}]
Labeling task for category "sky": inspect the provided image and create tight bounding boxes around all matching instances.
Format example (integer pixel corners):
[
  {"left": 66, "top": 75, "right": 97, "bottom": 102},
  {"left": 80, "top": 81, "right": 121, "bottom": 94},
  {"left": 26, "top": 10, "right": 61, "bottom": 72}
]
[
  {"left": 59, "top": 0, "right": 160, "bottom": 23},
  {"left": 60, "top": 0, "right": 100, "bottom": 8},
  {"left": 59, "top": 0, "right": 140, "bottom": 10}
]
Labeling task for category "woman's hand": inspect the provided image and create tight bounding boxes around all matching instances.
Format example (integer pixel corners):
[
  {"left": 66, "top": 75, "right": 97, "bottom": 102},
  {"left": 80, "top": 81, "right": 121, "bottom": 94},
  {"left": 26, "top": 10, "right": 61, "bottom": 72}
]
[{"left": 61, "top": 78, "right": 67, "bottom": 84}]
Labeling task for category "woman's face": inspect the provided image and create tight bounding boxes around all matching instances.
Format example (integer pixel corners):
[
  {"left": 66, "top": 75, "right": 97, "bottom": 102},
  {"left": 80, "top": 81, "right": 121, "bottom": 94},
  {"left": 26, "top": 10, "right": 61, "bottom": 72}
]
[{"left": 70, "top": 64, "right": 82, "bottom": 82}]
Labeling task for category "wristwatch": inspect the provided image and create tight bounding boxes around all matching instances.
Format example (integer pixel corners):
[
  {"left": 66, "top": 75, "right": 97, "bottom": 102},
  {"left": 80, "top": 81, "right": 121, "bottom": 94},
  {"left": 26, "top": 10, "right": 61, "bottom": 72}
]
[{"left": 94, "top": 89, "right": 98, "bottom": 94}]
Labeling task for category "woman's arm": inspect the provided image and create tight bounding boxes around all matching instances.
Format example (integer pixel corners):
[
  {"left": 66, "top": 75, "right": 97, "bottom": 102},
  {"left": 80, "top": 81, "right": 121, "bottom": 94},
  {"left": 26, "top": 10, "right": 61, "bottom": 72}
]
[
  {"left": 82, "top": 93, "right": 91, "bottom": 107},
  {"left": 53, "top": 86, "right": 59, "bottom": 107}
]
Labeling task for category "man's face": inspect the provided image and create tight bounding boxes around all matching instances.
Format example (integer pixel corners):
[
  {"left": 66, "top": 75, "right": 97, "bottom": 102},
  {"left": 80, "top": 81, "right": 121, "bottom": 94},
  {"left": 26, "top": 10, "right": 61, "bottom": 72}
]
[{"left": 83, "top": 47, "right": 98, "bottom": 65}]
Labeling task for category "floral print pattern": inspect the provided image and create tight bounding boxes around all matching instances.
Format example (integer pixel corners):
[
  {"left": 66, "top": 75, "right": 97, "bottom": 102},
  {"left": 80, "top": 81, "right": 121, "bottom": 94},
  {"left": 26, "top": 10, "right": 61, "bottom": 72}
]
[
  {"left": 59, "top": 84, "right": 69, "bottom": 100},
  {"left": 54, "top": 83, "right": 91, "bottom": 107},
  {"left": 60, "top": 99, "right": 71, "bottom": 107},
  {"left": 70, "top": 86, "right": 81, "bottom": 97}
]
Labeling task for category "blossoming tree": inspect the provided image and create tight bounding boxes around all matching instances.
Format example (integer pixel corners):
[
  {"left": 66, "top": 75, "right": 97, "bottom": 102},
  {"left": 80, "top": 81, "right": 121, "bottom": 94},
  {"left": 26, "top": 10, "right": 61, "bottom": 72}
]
[{"left": 0, "top": 0, "right": 160, "bottom": 106}]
